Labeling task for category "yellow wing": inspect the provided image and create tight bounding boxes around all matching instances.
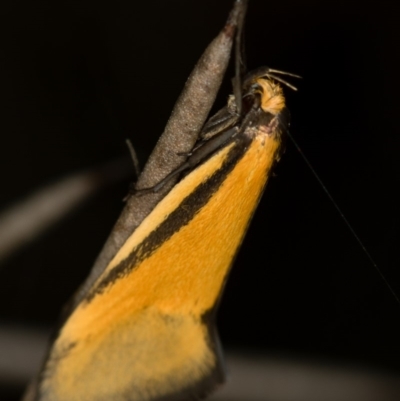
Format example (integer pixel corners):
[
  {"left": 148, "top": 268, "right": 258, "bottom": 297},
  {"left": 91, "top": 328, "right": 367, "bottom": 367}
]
[{"left": 37, "top": 72, "right": 288, "bottom": 401}]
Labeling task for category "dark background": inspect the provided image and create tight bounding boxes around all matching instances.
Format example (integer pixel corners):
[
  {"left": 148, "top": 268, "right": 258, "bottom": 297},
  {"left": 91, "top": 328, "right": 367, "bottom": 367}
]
[{"left": 1, "top": 0, "right": 399, "bottom": 399}]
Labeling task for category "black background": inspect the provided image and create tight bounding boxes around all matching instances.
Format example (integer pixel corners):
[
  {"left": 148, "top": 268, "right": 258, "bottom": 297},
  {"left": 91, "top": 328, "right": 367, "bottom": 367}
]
[{"left": 1, "top": 0, "right": 399, "bottom": 399}]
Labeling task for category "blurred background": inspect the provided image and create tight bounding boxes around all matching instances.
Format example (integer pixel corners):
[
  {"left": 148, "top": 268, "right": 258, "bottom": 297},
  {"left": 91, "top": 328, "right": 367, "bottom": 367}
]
[{"left": 1, "top": 0, "right": 399, "bottom": 400}]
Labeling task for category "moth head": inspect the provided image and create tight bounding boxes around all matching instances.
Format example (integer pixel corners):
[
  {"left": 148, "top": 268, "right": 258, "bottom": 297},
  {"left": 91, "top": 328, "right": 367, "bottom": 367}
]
[
  {"left": 241, "top": 67, "right": 300, "bottom": 115},
  {"left": 251, "top": 77, "right": 285, "bottom": 115}
]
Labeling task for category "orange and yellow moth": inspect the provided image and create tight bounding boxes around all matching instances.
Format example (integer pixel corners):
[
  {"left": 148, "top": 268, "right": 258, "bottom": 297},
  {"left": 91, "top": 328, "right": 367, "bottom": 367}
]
[
  {"left": 19, "top": 1, "right": 303, "bottom": 399},
  {"left": 33, "top": 67, "right": 294, "bottom": 401}
]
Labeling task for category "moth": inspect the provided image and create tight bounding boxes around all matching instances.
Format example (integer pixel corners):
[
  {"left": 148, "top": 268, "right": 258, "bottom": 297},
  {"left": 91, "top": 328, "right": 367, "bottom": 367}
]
[{"left": 22, "top": 1, "right": 300, "bottom": 400}]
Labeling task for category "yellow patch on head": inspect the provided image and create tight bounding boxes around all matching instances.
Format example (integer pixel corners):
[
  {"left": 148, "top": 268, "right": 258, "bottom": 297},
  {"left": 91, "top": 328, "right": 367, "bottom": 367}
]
[{"left": 255, "top": 78, "right": 285, "bottom": 115}]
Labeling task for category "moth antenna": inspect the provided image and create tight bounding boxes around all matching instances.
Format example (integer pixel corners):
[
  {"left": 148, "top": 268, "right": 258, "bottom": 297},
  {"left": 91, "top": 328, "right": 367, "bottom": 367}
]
[
  {"left": 266, "top": 73, "right": 299, "bottom": 91},
  {"left": 266, "top": 68, "right": 302, "bottom": 79},
  {"left": 125, "top": 139, "right": 141, "bottom": 179},
  {"left": 286, "top": 130, "right": 400, "bottom": 308}
]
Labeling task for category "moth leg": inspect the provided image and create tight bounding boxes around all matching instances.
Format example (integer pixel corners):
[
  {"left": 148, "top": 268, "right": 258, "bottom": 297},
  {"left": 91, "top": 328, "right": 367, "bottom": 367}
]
[
  {"left": 125, "top": 139, "right": 141, "bottom": 179},
  {"left": 136, "top": 127, "right": 238, "bottom": 196}
]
